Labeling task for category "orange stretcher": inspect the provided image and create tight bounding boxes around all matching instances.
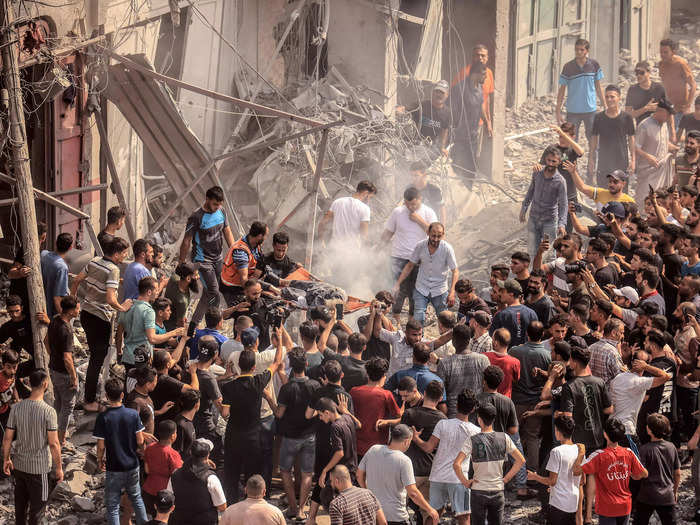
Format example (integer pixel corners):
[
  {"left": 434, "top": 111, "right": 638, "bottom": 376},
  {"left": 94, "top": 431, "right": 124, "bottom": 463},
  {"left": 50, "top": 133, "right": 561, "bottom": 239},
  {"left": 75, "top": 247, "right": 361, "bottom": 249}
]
[{"left": 285, "top": 267, "right": 371, "bottom": 313}]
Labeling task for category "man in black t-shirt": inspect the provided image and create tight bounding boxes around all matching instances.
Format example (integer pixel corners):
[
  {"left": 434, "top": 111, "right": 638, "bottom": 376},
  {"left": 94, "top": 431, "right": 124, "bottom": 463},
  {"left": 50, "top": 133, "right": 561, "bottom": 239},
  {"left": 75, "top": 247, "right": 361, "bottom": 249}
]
[
  {"left": 678, "top": 96, "right": 700, "bottom": 141},
  {"left": 625, "top": 61, "right": 667, "bottom": 125},
  {"left": 589, "top": 85, "right": 636, "bottom": 186},
  {"left": 658, "top": 223, "right": 684, "bottom": 315},
  {"left": 220, "top": 327, "right": 284, "bottom": 504},
  {"left": 150, "top": 350, "right": 198, "bottom": 427},
  {"left": 270, "top": 347, "right": 320, "bottom": 520},
  {"left": 259, "top": 231, "right": 300, "bottom": 287},
  {"left": 410, "top": 81, "right": 452, "bottom": 154},
  {"left": 7, "top": 222, "right": 47, "bottom": 309},
  {"left": 97, "top": 206, "right": 126, "bottom": 254},
  {"left": 193, "top": 339, "right": 225, "bottom": 467},
  {"left": 322, "top": 333, "right": 368, "bottom": 392},
  {"left": 586, "top": 237, "right": 619, "bottom": 288},
  {"left": 172, "top": 389, "right": 200, "bottom": 461},
  {"left": 637, "top": 330, "right": 677, "bottom": 444},
  {"left": 47, "top": 295, "right": 80, "bottom": 444}
]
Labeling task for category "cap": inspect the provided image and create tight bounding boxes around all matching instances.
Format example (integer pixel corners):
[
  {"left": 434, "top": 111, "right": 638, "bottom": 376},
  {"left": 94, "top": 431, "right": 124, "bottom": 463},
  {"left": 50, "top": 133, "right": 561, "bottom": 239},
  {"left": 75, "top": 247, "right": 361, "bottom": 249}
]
[
  {"left": 470, "top": 310, "right": 492, "bottom": 327},
  {"left": 133, "top": 345, "right": 150, "bottom": 366},
  {"left": 155, "top": 490, "right": 175, "bottom": 512},
  {"left": 601, "top": 201, "right": 626, "bottom": 219},
  {"left": 390, "top": 424, "right": 413, "bottom": 441},
  {"left": 433, "top": 80, "right": 449, "bottom": 93},
  {"left": 612, "top": 286, "right": 639, "bottom": 305},
  {"left": 606, "top": 169, "right": 629, "bottom": 182},
  {"left": 657, "top": 97, "right": 675, "bottom": 114},
  {"left": 496, "top": 278, "right": 522, "bottom": 296},
  {"left": 195, "top": 438, "right": 213, "bottom": 453},
  {"left": 241, "top": 326, "right": 260, "bottom": 347}
]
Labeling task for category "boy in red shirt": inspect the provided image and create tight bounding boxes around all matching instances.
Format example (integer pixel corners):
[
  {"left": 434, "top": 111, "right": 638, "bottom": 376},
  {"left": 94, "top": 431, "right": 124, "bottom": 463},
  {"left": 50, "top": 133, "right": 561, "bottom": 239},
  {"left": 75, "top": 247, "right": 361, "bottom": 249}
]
[
  {"left": 574, "top": 417, "right": 648, "bottom": 524},
  {"left": 142, "top": 419, "right": 183, "bottom": 517},
  {"left": 485, "top": 328, "right": 520, "bottom": 397}
]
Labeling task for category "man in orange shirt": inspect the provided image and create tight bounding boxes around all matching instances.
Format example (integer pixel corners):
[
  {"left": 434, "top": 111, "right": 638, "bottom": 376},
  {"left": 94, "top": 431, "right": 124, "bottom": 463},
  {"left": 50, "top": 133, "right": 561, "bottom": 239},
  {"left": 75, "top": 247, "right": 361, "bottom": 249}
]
[
  {"left": 659, "top": 38, "right": 697, "bottom": 131},
  {"left": 451, "top": 44, "right": 494, "bottom": 138}
]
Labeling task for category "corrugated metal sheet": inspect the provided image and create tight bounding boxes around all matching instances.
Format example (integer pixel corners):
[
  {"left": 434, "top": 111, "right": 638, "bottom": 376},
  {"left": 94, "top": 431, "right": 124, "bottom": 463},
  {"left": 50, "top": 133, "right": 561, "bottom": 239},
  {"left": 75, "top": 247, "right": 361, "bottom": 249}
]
[{"left": 106, "top": 54, "right": 218, "bottom": 212}]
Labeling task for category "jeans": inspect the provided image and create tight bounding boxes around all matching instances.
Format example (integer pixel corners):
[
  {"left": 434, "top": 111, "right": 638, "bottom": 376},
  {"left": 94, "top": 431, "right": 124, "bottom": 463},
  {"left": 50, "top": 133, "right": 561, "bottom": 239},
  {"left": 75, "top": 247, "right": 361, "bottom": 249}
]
[
  {"left": 104, "top": 467, "right": 148, "bottom": 525},
  {"left": 633, "top": 502, "right": 676, "bottom": 525},
  {"left": 471, "top": 489, "right": 505, "bottom": 525},
  {"left": 190, "top": 260, "right": 223, "bottom": 328},
  {"left": 224, "top": 430, "right": 263, "bottom": 504},
  {"left": 527, "top": 216, "right": 558, "bottom": 261},
  {"left": 50, "top": 370, "right": 77, "bottom": 432},
  {"left": 566, "top": 111, "right": 596, "bottom": 142},
  {"left": 390, "top": 257, "right": 416, "bottom": 316},
  {"left": 81, "top": 310, "right": 111, "bottom": 404},
  {"left": 548, "top": 505, "right": 576, "bottom": 525},
  {"left": 412, "top": 289, "right": 448, "bottom": 326},
  {"left": 673, "top": 111, "right": 683, "bottom": 132},
  {"left": 508, "top": 432, "right": 527, "bottom": 488}
]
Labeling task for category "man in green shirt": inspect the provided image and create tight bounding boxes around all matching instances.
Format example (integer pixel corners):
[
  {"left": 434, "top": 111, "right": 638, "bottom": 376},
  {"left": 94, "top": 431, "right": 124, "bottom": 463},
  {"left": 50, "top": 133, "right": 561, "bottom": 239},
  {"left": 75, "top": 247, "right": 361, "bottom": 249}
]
[{"left": 118, "top": 276, "right": 185, "bottom": 370}]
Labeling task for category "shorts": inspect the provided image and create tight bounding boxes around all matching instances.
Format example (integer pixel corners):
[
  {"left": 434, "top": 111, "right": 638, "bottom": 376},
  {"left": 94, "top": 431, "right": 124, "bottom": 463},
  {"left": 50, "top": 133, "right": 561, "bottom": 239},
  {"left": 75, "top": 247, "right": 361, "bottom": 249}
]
[
  {"left": 429, "top": 481, "right": 470, "bottom": 515},
  {"left": 279, "top": 434, "right": 315, "bottom": 473}
]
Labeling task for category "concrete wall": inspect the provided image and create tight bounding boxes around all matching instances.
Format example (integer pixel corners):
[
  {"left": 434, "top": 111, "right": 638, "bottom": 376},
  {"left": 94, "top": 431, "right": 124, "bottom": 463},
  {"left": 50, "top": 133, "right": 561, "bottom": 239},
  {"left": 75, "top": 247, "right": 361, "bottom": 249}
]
[
  {"left": 673, "top": 0, "right": 700, "bottom": 15},
  {"left": 327, "top": 0, "right": 399, "bottom": 114},
  {"left": 649, "top": 0, "right": 672, "bottom": 57}
]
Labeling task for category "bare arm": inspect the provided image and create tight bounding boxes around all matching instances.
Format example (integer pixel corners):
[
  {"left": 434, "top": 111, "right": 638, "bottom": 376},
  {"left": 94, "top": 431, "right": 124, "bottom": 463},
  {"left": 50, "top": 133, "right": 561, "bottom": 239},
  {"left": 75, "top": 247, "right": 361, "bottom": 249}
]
[
  {"left": 628, "top": 134, "right": 636, "bottom": 172},
  {"left": 413, "top": 433, "right": 439, "bottom": 454},
  {"left": 359, "top": 222, "right": 369, "bottom": 241},
  {"left": 609, "top": 218, "right": 633, "bottom": 250},
  {"left": 146, "top": 326, "right": 185, "bottom": 346},
  {"left": 179, "top": 232, "right": 193, "bottom": 263},
  {"left": 504, "top": 446, "right": 526, "bottom": 484},
  {"left": 47, "top": 430, "right": 63, "bottom": 480},
  {"left": 587, "top": 135, "right": 599, "bottom": 179},
  {"left": 376, "top": 508, "right": 388, "bottom": 525},
  {"left": 70, "top": 271, "right": 87, "bottom": 297},
  {"left": 169, "top": 335, "right": 189, "bottom": 365},
  {"left": 555, "top": 125, "right": 584, "bottom": 156},
  {"left": 528, "top": 470, "right": 558, "bottom": 487},
  {"left": 317, "top": 210, "right": 334, "bottom": 240},
  {"left": 2, "top": 428, "right": 14, "bottom": 475},
  {"left": 63, "top": 352, "right": 78, "bottom": 388},
  {"left": 395, "top": 262, "right": 416, "bottom": 289},
  {"left": 106, "top": 288, "right": 132, "bottom": 313},
  {"left": 406, "top": 484, "right": 438, "bottom": 521},
  {"left": 595, "top": 79, "right": 605, "bottom": 109},
  {"left": 357, "top": 468, "right": 366, "bottom": 488},
  {"left": 223, "top": 226, "right": 235, "bottom": 248},
  {"left": 569, "top": 162, "right": 595, "bottom": 199},
  {"left": 556, "top": 85, "right": 566, "bottom": 123},
  {"left": 452, "top": 451, "right": 471, "bottom": 487}
]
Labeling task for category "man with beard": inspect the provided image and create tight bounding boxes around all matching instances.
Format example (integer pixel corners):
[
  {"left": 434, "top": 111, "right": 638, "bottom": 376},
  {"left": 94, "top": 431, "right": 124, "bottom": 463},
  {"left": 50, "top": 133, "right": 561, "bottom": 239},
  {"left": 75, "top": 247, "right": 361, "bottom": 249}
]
[
  {"left": 451, "top": 44, "right": 494, "bottom": 142},
  {"left": 534, "top": 232, "right": 583, "bottom": 296},
  {"left": 221, "top": 222, "right": 268, "bottom": 305},
  {"left": 123, "top": 239, "right": 153, "bottom": 300},
  {"left": 227, "top": 279, "right": 273, "bottom": 351},
  {"left": 520, "top": 145, "right": 568, "bottom": 258},
  {"left": 525, "top": 269, "right": 556, "bottom": 326},
  {"left": 259, "top": 231, "right": 300, "bottom": 286},
  {"left": 569, "top": 161, "right": 634, "bottom": 205},
  {"left": 164, "top": 263, "right": 199, "bottom": 331},
  {"left": 676, "top": 130, "right": 700, "bottom": 186},
  {"left": 409, "top": 80, "right": 452, "bottom": 157},
  {"left": 147, "top": 244, "right": 168, "bottom": 297},
  {"left": 393, "top": 222, "right": 458, "bottom": 326}
]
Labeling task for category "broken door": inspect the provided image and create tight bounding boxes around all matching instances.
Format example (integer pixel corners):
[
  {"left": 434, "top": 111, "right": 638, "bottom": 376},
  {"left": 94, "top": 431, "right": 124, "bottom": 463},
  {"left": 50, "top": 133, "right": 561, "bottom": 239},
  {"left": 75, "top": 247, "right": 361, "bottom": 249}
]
[{"left": 512, "top": 0, "right": 588, "bottom": 106}]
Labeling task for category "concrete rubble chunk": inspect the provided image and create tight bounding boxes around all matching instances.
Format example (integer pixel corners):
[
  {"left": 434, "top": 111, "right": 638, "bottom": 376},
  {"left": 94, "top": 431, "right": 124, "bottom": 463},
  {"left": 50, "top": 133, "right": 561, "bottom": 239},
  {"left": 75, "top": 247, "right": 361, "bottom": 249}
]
[{"left": 71, "top": 495, "right": 96, "bottom": 512}]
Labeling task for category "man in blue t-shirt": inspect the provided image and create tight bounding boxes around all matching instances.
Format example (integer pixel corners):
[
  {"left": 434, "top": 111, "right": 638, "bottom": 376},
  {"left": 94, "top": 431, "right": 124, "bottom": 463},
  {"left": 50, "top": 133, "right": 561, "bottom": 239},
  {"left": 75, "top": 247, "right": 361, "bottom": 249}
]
[
  {"left": 40, "top": 233, "right": 73, "bottom": 317},
  {"left": 93, "top": 377, "right": 148, "bottom": 525},
  {"left": 122, "top": 239, "right": 153, "bottom": 300},
  {"left": 179, "top": 186, "right": 235, "bottom": 336},
  {"left": 555, "top": 38, "right": 605, "bottom": 142},
  {"left": 489, "top": 279, "right": 538, "bottom": 347}
]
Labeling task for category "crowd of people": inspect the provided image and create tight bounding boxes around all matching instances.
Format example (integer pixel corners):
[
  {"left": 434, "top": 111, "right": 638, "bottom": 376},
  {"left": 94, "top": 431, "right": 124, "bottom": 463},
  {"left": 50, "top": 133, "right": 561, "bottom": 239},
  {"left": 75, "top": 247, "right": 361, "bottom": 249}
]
[{"left": 1, "top": 36, "right": 700, "bottom": 525}]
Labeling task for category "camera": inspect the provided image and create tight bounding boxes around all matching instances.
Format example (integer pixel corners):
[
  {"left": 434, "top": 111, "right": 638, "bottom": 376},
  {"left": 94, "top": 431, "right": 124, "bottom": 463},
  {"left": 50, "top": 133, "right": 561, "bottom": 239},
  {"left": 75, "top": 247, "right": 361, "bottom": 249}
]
[
  {"left": 263, "top": 301, "right": 291, "bottom": 328},
  {"left": 564, "top": 260, "right": 587, "bottom": 273},
  {"left": 376, "top": 302, "right": 387, "bottom": 311},
  {"left": 569, "top": 200, "right": 582, "bottom": 213}
]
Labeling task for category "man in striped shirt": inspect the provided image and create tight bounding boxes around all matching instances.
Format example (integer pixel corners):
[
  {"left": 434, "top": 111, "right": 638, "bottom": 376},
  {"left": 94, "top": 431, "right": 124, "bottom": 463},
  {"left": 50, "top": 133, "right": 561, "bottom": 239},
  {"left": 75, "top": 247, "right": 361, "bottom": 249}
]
[
  {"left": 1, "top": 369, "right": 63, "bottom": 525},
  {"left": 71, "top": 236, "right": 133, "bottom": 412},
  {"left": 329, "top": 465, "right": 388, "bottom": 525}
]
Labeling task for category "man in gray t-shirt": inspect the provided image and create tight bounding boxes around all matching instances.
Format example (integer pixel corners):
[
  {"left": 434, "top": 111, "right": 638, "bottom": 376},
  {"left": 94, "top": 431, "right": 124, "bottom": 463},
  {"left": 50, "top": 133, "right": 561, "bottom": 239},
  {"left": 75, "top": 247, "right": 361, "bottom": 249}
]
[{"left": 358, "top": 424, "right": 439, "bottom": 525}]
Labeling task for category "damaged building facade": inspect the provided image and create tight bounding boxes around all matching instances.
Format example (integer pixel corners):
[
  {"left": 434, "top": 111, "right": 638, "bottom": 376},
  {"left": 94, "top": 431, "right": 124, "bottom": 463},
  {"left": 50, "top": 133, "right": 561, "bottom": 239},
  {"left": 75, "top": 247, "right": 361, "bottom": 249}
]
[{"left": 0, "top": 0, "right": 677, "bottom": 267}]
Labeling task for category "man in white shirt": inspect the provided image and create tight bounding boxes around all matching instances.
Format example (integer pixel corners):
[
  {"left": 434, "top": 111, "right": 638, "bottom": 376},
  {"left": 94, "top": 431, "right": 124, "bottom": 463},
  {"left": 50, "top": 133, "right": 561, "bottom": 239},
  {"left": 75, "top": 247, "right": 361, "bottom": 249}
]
[
  {"left": 411, "top": 389, "right": 480, "bottom": 525},
  {"left": 318, "top": 180, "right": 376, "bottom": 247},
  {"left": 381, "top": 186, "right": 438, "bottom": 321},
  {"left": 394, "top": 222, "right": 458, "bottom": 326}
]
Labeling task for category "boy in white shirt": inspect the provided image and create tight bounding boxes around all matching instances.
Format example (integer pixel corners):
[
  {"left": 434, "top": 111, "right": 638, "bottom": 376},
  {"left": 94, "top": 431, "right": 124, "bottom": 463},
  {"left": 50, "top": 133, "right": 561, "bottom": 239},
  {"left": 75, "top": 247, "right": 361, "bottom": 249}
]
[{"left": 527, "top": 414, "right": 582, "bottom": 525}]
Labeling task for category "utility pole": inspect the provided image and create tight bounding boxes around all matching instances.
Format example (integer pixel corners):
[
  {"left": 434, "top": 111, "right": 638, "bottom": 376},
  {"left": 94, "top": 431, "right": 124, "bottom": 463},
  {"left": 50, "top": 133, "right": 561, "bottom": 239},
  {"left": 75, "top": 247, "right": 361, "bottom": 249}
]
[{"left": 1, "top": 0, "right": 52, "bottom": 400}]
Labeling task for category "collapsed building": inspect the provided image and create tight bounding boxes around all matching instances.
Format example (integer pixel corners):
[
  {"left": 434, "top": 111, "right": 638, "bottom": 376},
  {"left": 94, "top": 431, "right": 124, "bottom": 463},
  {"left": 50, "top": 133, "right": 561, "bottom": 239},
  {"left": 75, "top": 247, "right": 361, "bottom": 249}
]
[{"left": 0, "top": 0, "right": 682, "bottom": 292}]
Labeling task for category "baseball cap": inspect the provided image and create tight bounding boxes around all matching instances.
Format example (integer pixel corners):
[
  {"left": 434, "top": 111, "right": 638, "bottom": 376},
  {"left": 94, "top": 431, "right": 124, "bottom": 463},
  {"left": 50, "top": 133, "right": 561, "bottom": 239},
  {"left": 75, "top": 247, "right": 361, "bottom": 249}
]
[
  {"left": 612, "top": 286, "right": 639, "bottom": 305},
  {"left": 657, "top": 97, "right": 674, "bottom": 114},
  {"left": 133, "top": 345, "right": 150, "bottom": 367},
  {"left": 606, "top": 169, "right": 629, "bottom": 182},
  {"left": 433, "top": 80, "right": 449, "bottom": 93},
  {"left": 496, "top": 278, "right": 522, "bottom": 297},
  {"left": 601, "top": 201, "right": 626, "bottom": 219},
  {"left": 241, "top": 326, "right": 260, "bottom": 347},
  {"left": 470, "top": 310, "right": 492, "bottom": 327},
  {"left": 155, "top": 490, "right": 175, "bottom": 512}
]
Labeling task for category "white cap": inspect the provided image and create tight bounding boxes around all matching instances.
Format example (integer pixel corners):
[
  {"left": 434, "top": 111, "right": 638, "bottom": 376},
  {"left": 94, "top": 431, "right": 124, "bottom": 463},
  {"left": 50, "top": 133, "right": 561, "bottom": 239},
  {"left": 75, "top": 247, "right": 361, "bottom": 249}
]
[{"left": 612, "top": 286, "right": 639, "bottom": 305}]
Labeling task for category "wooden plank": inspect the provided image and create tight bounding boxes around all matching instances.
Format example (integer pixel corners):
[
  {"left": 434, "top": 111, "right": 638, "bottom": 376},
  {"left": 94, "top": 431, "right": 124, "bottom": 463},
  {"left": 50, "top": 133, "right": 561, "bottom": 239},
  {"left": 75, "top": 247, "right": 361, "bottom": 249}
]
[{"left": 304, "top": 129, "right": 330, "bottom": 271}]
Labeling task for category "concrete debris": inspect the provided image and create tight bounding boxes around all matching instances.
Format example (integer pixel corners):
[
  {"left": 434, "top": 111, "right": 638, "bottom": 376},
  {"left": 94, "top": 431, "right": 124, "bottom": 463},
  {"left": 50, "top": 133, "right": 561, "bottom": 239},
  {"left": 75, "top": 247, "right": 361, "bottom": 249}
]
[{"left": 71, "top": 495, "right": 96, "bottom": 512}]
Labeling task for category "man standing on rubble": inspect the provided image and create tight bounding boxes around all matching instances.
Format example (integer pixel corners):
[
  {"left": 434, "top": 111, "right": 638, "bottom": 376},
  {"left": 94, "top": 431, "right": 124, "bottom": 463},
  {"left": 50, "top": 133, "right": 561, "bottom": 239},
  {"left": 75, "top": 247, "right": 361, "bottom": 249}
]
[
  {"left": 381, "top": 187, "right": 438, "bottom": 322},
  {"left": 520, "top": 145, "right": 568, "bottom": 258},
  {"left": 659, "top": 38, "right": 697, "bottom": 131},
  {"left": 555, "top": 38, "right": 605, "bottom": 142},
  {"left": 318, "top": 180, "right": 376, "bottom": 249},
  {"left": 179, "top": 186, "right": 235, "bottom": 336},
  {"left": 411, "top": 80, "right": 452, "bottom": 157}
]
